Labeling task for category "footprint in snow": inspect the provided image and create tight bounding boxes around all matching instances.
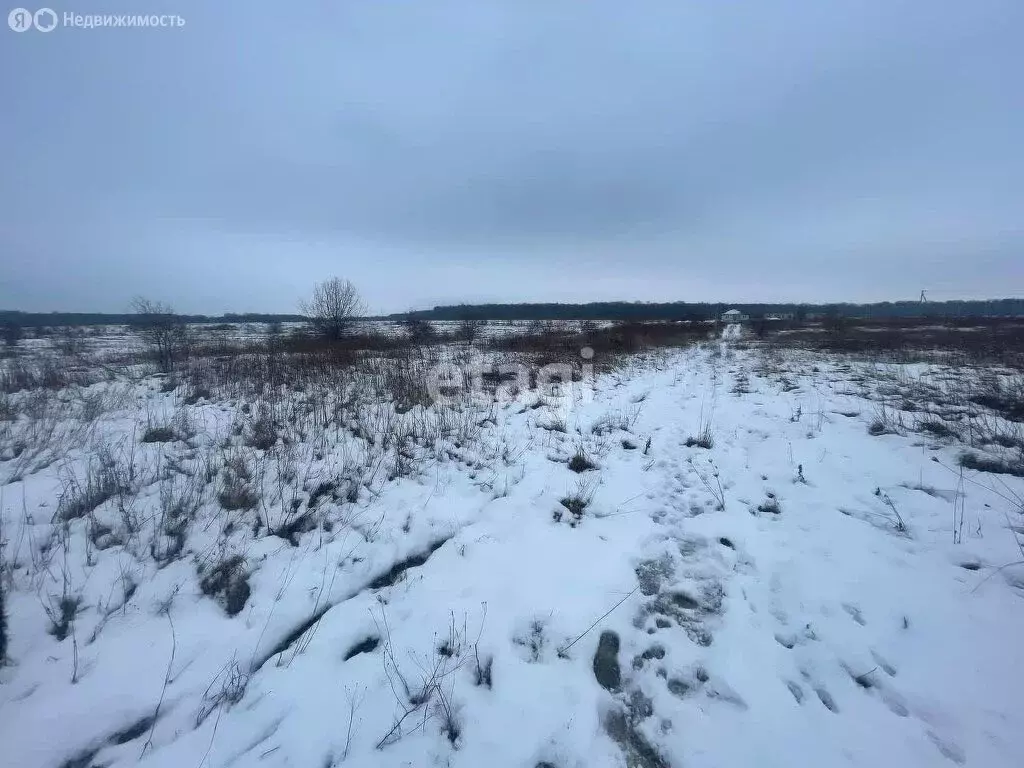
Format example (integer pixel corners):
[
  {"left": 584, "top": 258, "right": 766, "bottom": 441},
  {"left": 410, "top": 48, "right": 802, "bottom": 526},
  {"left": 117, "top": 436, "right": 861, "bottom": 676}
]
[
  {"left": 927, "top": 731, "right": 966, "bottom": 765},
  {"left": 870, "top": 649, "right": 897, "bottom": 677},
  {"left": 800, "top": 670, "right": 839, "bottom": 713},
  {"left": 785, "top": 680, "right": 805, "bottom": 703},
  {"left": 841, "top": 602, "right": 866, "bottom": 626},
  {"left": 774, "top": 631, "right": 797, "bottom": 649},
  {"left": 815, "top": 686, "right": 839, "bottom": 713},
  {"left": 842, "top": 658, "right": 911, "bottom": 718},
  {"left": 880, "top": 690, "right": 910, "bottom": 718}
]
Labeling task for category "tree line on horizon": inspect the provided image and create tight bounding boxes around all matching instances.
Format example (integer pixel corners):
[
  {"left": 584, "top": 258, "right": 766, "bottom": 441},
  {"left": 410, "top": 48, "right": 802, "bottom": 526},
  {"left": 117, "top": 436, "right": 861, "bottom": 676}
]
[
  {"left": 2, "top": 297, "right": 1022, "bottom": 328},
  {"left": 396, "top": 298, "right": 1024, "bottom": 322},
  {"left": 0, "top": 310, "right": 308, "bottom": 328}
]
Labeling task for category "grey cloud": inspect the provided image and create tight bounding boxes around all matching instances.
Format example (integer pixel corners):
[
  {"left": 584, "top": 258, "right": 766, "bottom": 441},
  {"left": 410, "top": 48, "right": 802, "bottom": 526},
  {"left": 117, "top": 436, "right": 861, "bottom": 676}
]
[{"left": 1, "top": 1, "right": 1021, "bottom": 312}]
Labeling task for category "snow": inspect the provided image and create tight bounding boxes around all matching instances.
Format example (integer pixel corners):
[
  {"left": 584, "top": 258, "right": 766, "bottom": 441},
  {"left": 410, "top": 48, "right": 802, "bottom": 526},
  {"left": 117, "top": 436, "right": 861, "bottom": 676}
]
[
  {"left": 1, "top": 338, "right": 1022, "bottom": 768},
  {"left": 7, "top": 320, "right": 616, "bottom": 363}
]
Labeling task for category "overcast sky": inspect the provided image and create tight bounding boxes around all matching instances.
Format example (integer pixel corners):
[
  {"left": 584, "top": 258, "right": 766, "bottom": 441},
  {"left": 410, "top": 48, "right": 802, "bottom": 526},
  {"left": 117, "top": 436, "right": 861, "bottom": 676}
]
[{"left": 1, "top": 1, "right": 1021, "bottom": 314}]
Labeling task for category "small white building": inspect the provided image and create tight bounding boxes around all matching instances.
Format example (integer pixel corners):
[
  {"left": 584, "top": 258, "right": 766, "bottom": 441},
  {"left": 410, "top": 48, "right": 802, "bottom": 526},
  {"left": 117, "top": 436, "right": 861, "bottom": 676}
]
[
  {"left": 721, "top": 309, "right": 748, "bottom": 323},
  {"left": 764, "top": 312, "right": 795, "bottom": 321}
]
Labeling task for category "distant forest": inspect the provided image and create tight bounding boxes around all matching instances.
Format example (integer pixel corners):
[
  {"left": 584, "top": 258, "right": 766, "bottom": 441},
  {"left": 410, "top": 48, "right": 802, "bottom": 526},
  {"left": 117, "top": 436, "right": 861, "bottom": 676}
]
[
  {"left": 2, "top": 299, "right": 1022, "bottom": 327},
  {"left": 397, "top": 299, "right": 1024, "bottom": 322},
  {"left": 0, "top": 311, "right": 306, "bottom": 328}
]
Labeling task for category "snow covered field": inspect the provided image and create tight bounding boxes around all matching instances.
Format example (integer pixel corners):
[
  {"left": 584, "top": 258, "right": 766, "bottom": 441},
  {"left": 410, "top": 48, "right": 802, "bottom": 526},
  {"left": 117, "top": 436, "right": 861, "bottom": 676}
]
[
  {"left": 8, "top": 320, "right": 614, "bottom": 362},
  {"left": 1, "top": 329, "right": 1022, "bottom": 768}
]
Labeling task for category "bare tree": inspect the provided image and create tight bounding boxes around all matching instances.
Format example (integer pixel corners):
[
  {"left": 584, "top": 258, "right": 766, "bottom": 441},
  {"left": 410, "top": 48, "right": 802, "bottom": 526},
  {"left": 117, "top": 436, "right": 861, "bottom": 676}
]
[
  {"left": 457, "top": 316, "right": 484, "bottom": 343},
  {"left": 129, "top": 297, "right": 189, "bottom": 373},
  {"left": 55, "top": 326, "right": 82, "bottom": 356},
  {"left": 300, "top": 278, "right": 365, "bottom": 340},
  {"left": 822, "top": 309, "right": 846, "bottom": 336},
  {"left": 402, "top": 315, "right": 438, "bottom": 344},
  {"left": 2, "top": 320, "right": 23, "bottom": 348}
]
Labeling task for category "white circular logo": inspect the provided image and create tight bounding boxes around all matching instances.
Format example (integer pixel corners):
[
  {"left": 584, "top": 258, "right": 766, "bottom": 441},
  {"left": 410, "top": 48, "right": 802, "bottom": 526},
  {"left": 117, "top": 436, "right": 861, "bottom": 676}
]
[
  {"left": 8, "top": 7, "right": 33, "bottom": 31},
  {"left": 33, "top": 7, "right": 56, "bottom": 31}
]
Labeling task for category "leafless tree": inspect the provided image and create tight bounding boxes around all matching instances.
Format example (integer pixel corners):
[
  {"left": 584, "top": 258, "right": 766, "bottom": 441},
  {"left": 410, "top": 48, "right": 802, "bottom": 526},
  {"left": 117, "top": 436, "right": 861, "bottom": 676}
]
[
  {"left": 457, "top": 316, "right": 484, "bottom": 343},
  {"left": 55, "top": 326, "right": 82, "bottom": 356},
  {"left": 300, "top": 278, "right": 365, "bottom": 340},
  {"left": 823, "top": 309, "right": 846, "bottom": 335},
  {"left": 129, "top": 297, "right": 189, "bottom": 373},
  {"left": 402, "top": 315, "right": 437, "bottom": 344},
  {"left": 2, "top": 320, "right": 23, "bottom": 348}
]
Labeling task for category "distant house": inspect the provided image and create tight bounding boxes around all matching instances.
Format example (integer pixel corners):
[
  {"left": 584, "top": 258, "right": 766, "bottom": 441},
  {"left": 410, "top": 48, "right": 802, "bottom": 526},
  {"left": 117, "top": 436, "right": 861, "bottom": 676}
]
[
  {"left": 763, "top": 312, "right": 795, "bottom": 321},
  {"left": 721, "top": 309, "right": 748, "bottom": 323}
]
